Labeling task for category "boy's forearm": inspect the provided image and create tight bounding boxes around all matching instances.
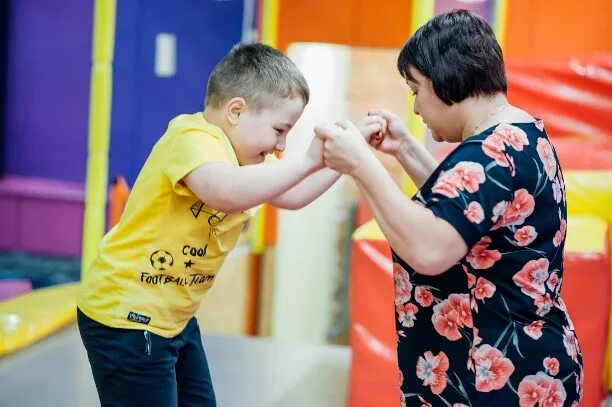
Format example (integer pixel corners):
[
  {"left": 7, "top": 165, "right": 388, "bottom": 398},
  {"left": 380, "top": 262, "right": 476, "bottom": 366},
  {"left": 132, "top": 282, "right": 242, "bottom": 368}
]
[
  {"left": 184, "top": 157, "right": 318, "bottom": 213},
  {"left": 270, "top": 167, "right": 341, "bottom": 209},
  {"left": 394, "top": 138, "right": 438, "bottom": 188}
]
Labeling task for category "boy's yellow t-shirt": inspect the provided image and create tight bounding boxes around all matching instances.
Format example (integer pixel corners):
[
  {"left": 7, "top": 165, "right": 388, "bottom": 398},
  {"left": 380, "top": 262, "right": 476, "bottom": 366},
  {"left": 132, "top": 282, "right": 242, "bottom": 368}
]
[{"left": 78, "top": 113, "right": 252, "bottom": 338}]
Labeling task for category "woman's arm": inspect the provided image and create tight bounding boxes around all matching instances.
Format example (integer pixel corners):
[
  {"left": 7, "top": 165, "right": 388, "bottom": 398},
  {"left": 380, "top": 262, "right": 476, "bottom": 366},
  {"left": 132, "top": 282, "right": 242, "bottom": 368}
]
[
  {"left": 317, "top": 121, "right": 467, "bottom": 275},
  {"left": 369, "top": 110, "right": 438, "bottom": 188},
  {"left": 353, "top": 153, "right": 467, "bottom": 275}
]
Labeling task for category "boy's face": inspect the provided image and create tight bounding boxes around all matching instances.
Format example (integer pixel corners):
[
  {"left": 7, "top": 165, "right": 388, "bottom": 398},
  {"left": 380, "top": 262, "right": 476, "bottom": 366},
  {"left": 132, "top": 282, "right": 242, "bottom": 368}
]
[{"left": 229, "top": 97, "right": 305, "bottom": 165}]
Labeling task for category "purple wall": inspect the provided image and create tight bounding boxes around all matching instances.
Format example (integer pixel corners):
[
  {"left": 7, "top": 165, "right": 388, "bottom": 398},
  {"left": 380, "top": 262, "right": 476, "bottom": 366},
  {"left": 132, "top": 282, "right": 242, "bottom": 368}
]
[
  {"left": 3, "top": 0, "right": 244, "bottom": 186},
  {"left": 3, "top": 1, "right": 93, "bottom": 183},
  {"left": 109, "top": 0, "right": 244, "bottom": 185},
  {"left": 435, "top": 0, "right": 494, "bottom": 23},
  {"left": 0, "top": 0, "right": 244, "bottom": 256}
]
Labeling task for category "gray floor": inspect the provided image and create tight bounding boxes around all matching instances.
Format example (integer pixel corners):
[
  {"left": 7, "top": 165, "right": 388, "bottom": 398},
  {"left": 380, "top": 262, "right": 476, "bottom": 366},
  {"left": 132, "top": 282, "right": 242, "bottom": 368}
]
[{"left": 0, "top": 325, "right": 351, "bottom": 407}]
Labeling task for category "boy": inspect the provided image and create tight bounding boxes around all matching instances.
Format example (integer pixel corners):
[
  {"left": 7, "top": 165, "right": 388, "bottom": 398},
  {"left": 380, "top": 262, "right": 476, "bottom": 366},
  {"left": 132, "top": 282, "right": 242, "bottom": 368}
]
[{"left": 77, "top": 43, "right": 383, "bottom": 406}]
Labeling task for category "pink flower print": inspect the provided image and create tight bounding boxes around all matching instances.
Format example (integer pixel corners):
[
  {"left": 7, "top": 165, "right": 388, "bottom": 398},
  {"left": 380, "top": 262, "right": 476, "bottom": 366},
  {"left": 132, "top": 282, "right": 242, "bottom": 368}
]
[
  {"left": 492, "top": 189, "right": 535, "bottom": 230},
  {"left": 397, "top": 303, "right": 418, "bottom": 328},
  {"left": 464, "top": 201, "right": 484, "bottom": 224},
  {"left": 466, "top": 272, "right": 477, "bottom": 289},
  {"left": 537, "top": 137, "right": 557, "bottom": 180},
  {"left": 448, "top": 293, "right": 473, "bottom": 328},
  {"left": 394, "top": 263, "right": 412, "bottom": 306},
  {"left": 508, "top": 154, "right": 516, "bottom": 176},
  {"left": 494, "top": 123, "right": 529, "bottom": 151},
  {"left": 432, "top": 300, "right": 462, "bottom": 341},
  {"left": 535, "top": 294, "right": 554, "bottom": 317},
  {"left": 559, "top": 173, "right": 567, "bottom": 204},
  {"left": 553, "top": 217, "right": 567, "bottom": 247},
  {"left": 518, "top": 374, "right": 546, "bottom": 407},
  {"left": 547, "top": 272, "right": 559, "bottom": 292},
  {"left": 415, "top": 286, "right": 434, "bottom": 307},
  {"left": 576, "top": 367, "right": 584, "bottom": 399},
  {"left": 492, "top": 200, "right": 509, "bottom": 224},
  {"left": 432, "top": 171, "right": 461, "bottom": 198},
  {"left": 535, "top": 118, "right": 545, "bottom": 132},
  {"left": 538, "top": 374, "right": 567, "bottom": 407},
  {"left": 559, "top": 216, "right": 567, "bottom": 235},
  {"left": 543, "top": 357, "right": 560, "bottom": 376},
  {"left": 553, "top": 231, "right": 563, "bottom": 247},
  {"left": 453, "top": 161, "right": 486, "bottom": 193},
  {"left": 563, "top": 326, "right": 580, "bottom": 363},
  {"left": 552, "top": 175, "right": 562, "bottom": 203},
  {"left": 467, "top": 236, "right": 502, "bottom": 269},
  {"left": 416, "top": 351, "right": 449, "bottom": 395},
  {"left": 473, "top": 327, "right": 482, "bottom": 346},
  {"left": 483, "top": 133, "right": 510, "bottom": 167},
  {"left": 524, "top": 320, "right": 545, "bottom": 340},
  {"left": 518, "top": 372, "right": 566, "bottom": 407},
  {"left": 473, "top": 277, "right": 496, "bottom": 300},
  {"left": 514, "top": 226, "right": 538, "bottom": 246},
  {"left": 467, "top": 347, "right": 475, "bottom": 371},
  {"left": 518, "top": 372, "right": 567, "bottom": 407},
  {"left": 473, "top": 345, "right": 515, "bottom": 392},
  {"left": 513, "top": 258, "right": 550, "bottom": 298}
]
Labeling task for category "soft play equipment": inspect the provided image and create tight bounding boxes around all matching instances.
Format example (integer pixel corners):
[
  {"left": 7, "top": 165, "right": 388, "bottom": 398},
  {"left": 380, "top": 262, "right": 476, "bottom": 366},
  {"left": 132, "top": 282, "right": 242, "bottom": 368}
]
[
  {"left": 0, "top": 279, "right": 32, "bottom": 302},
  {"left": 0, "top": 282, "right": 78, "bottom": 357}
]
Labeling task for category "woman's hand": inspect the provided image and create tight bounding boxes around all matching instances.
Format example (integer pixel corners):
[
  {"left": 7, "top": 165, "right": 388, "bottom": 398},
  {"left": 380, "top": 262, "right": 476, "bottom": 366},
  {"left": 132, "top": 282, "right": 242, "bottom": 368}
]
[
  {"left": 314, "top": 121, "right": 373, "bottom": 176},
  {"left": 355, "top": 115, "right": 386, "bottom": 147},
  {"left": 366, "top": 110, "right": 413, "bottom": 156}
]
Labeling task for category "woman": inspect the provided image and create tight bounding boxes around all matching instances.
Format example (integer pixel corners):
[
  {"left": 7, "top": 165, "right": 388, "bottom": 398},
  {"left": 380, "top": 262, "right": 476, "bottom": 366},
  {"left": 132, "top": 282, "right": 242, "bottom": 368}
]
[{"left": 316, "top": 10, "right": 583, "bottom": 407}]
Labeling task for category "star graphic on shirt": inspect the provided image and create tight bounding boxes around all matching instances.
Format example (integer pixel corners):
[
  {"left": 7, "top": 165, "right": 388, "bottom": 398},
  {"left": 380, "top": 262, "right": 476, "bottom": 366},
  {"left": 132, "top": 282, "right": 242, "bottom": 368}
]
[{"left": 184, "top": 260, "right": 195, "bottom": 268}]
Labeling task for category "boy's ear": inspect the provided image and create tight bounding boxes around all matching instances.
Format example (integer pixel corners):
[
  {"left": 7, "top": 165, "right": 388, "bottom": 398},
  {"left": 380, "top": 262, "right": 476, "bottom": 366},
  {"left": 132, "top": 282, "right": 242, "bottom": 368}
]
[{"left": 226, "top": 97, "right": 246, "bottom": 125}]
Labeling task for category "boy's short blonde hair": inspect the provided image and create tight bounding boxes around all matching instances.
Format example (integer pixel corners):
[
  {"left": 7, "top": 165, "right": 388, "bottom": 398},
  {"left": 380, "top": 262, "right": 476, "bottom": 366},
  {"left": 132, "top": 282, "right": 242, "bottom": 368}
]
[{"left": 205, "top": 43, "right": 309, "bottom": 111}]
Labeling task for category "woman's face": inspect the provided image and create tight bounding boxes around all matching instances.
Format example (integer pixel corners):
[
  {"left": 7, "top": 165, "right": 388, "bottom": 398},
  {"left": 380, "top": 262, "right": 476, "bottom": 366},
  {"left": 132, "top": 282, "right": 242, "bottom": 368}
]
[{"left": 406, "top": 66, "right": 463, "bottom": 143}]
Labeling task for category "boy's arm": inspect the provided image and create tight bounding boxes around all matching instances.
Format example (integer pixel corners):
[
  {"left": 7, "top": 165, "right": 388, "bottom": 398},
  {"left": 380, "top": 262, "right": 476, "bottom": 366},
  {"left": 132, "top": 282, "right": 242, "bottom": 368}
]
[
  {"left": 268, "top": 168, "right": 341, "bottom": 210},
  {"left": 183, "top": 138, "right": 324, "bottom": 214},
  {"left": 269, "top": 116, "right": 386, "bottom": 210}
]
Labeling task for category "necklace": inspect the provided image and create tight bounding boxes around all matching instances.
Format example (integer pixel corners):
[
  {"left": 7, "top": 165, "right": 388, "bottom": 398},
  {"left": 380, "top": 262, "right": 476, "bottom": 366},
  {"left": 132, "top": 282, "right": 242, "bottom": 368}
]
[{"left": 469, "top": 103, "right": 509, "bottom": 136}]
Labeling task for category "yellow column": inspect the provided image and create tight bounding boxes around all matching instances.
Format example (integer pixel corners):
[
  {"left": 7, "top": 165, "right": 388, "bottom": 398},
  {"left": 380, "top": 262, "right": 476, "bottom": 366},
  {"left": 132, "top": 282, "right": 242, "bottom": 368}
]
[
  {"left": 260, "top": 0, "right": 279, "bottom": 48},
  {"left": 81, "top": 0, "right": 116, "bottom": 275},
  {"left": 493, "top": 0, "right": 508, "bottom": 51},
  {"left": 401, "top": 0, "right": 434, "bottom": 196},
  {"left": 250, "top": 0, "right": 280, "bottom": 254}
]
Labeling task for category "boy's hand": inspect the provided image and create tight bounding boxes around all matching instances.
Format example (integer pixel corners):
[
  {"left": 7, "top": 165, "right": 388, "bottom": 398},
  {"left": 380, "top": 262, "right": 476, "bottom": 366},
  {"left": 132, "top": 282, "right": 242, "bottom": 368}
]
[
  {"left": 305, "top": 134, "right": 325, "bottom": 171},
  {"left": 315, "top": 121, "right": 371, "bottom": 176},
  {"left": 356, "top": 115, "right": 386, "bottom": 148}
]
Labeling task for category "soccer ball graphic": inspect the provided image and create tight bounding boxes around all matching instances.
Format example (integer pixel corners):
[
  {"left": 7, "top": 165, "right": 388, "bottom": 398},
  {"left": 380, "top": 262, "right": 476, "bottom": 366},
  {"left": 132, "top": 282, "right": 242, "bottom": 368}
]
[{"left": 149, "top": 250, "right": 174, "bottom": 271}]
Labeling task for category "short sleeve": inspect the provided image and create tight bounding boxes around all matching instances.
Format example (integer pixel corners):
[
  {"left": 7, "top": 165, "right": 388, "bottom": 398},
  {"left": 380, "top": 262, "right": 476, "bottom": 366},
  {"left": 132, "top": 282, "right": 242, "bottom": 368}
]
[
  {"left": 424, "top": 140, "right": 515, "bottom": 248},
  {"left": 164, "top": 131, "right": 232, "bottom": 196}
]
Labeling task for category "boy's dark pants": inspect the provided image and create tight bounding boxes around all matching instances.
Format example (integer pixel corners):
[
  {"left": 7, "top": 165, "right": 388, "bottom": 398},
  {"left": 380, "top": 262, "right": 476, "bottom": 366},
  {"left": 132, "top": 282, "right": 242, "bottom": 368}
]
[{"left": 77, "top": 308, "right": 216, "bottom": 407}]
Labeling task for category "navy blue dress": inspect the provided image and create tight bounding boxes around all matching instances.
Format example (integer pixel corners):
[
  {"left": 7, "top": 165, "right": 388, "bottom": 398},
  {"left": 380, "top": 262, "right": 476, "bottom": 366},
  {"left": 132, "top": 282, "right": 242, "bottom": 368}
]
[{"left": 395, "top": 121, "right": 583, "bottom": 407}]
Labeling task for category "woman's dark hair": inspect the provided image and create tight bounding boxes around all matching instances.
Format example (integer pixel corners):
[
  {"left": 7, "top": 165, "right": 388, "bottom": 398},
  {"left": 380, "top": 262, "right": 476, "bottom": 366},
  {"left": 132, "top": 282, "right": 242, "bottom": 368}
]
[{"left": 398, "top": 9, "right": 507, "bottom": 105}]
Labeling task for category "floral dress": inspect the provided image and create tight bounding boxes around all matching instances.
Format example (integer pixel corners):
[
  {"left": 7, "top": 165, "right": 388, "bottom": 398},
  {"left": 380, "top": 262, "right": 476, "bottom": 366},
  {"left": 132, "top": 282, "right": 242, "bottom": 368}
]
[{"left": 395, "top": 121, "right": 583, "bottom": 407}]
